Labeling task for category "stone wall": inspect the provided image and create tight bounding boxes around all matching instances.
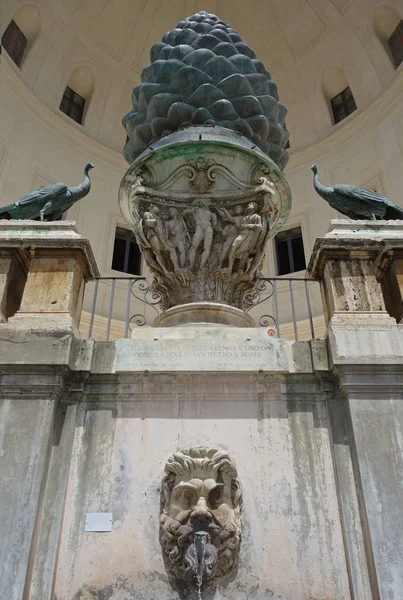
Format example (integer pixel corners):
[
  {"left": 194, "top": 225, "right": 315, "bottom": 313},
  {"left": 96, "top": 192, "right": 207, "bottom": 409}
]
[
  {"left": 1, "top": 221, "right": 403, "bottom": 600},
  {"left": 0, "top": 327, "right": 354, "bottom": 600}
]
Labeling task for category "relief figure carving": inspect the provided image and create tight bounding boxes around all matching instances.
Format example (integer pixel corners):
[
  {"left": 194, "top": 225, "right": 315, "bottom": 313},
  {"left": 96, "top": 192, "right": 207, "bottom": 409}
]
[
  {"left": 216, "top": 205, "right": 244, "bottom": 268},
  {"left": 187, "top": 199, "right": 217, "bottom": 269},
  {"left": 122, "top": 154, "right": 287, "bottom": 311},
  {"left": 143, "top": 204, "right": 179, "bottom": 275},
  {"left": 228, "top": 202, "right": 265, "bottom": 274},
  {"left": 166, "top": 207, "right": 189, "bottom": 269}
]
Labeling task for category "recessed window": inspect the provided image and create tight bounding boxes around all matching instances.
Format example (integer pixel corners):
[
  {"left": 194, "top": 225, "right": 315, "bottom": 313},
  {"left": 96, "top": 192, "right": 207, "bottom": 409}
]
[
  {"left": 60, "top": 86, "right": 86, "bottom": 124},
  {"left": 374, "top": 7, "right": 403, "bottom": 69},
  {"left": 331, "top": 87, "right": 356, "bottom": 124},
  {"left": 2, "top": 20, "right": 27, "bottom": 67},
  {"left": 388, "top": 20, "right": 403, "bottom": 68},
  {"left": 275, "top": 226, "right": 306, "bottom": 276},
  {"left": 112, "top": 227, "right": 141, "bottom": 275}
]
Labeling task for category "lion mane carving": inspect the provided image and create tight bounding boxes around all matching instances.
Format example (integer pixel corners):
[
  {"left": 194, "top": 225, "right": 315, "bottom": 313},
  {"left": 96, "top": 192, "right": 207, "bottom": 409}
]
[{"left": 160, "top": 447, "right": 242, "bottom": 586}]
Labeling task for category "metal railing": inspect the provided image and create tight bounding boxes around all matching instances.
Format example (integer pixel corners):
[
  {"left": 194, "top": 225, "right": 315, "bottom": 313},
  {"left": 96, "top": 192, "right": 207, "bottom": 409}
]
[
  {"left": 244, "top": 277, "right": 321, "bottom": 340},
  {"left": 84, "top": 277, "right": 162, "bottom": 340},
  {"left": 81, "top": 276, "right": 324, "bottom": 341}
]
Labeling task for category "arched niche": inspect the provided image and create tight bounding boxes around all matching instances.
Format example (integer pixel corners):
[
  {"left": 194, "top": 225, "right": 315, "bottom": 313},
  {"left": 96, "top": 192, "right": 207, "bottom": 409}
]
[
  {"left": 374, "top": 6, "right": 403, "bottom": 68},
  {"left": 1, "top": 5, "right": 40, "bottom": 67},
  {"left": 60, "top": 66, "right": 95, "bottom": 125},
  {"left": 321, "top": 66, "right": 357, "bottom": 125}
]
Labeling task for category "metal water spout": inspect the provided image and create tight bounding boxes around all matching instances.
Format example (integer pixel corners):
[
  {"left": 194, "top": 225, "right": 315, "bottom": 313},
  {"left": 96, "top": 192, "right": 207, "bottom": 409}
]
[{"left": 193, "top": 531, "right": 210, "bottom": 599}]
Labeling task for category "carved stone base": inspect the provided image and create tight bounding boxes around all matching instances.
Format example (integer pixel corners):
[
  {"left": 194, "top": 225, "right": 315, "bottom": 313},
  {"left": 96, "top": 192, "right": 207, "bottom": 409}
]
[
  {"left": 119, "top": 127, "right": 291, "bottom": 325},
  {"left": 155, "top": 302, "right": 255, "bottom": 327},
  {"left": 151, "top": 268, "right": 260, "bottom": 312}
]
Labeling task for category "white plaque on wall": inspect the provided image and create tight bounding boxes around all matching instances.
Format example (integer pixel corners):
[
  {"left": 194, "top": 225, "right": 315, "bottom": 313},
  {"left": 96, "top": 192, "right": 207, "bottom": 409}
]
[{"left": 85, "top": 512, "right": 113, "bottom": 532}]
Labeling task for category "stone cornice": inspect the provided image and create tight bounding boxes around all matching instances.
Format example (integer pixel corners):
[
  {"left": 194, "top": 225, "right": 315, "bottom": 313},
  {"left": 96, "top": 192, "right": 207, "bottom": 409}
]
[
  {"left": 333, "top": 363, "right": 403, "bottom": 399},
  {"left": 3, "top": 57, "right": 403, "bottom": 174},
  {"left": 0, "top": 220, "right": 100, "bottom": 277}
]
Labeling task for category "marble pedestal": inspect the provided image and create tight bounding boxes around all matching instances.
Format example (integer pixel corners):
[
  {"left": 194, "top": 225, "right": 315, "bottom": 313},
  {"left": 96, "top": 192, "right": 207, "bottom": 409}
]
[
  {"left": 154, "top": 301, "right": 255, "bottom": 327},
  {"left": 119, "top": 127, "right": 291, "bottom": 324},
  {"left": 0, "top": 220, "right": 99, "bottom": 334}
]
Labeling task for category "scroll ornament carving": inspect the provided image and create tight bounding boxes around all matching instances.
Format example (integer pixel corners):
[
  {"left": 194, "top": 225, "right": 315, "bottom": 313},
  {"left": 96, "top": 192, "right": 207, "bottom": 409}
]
[
  {"left": 160, "top": 447, "right": 242, "bottom": 586},
  {"left": 129, "top": 159, "right": 279, "bottom": 310}
]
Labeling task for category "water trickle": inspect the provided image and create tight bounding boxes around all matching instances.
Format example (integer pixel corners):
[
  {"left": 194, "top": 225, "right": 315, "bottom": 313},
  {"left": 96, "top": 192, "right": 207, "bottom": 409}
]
[{"left": 193, "top": 530, "right": 210, "bottom": 600}]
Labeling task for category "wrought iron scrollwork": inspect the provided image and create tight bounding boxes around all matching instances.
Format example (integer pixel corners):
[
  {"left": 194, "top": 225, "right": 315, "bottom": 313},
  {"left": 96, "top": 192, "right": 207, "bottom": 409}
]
[
  {"left": 242, "top": 279, "right": 276, "bottom": 329},
  {"left": 129, "top": 279, "right": 162, "bottom": 329}
]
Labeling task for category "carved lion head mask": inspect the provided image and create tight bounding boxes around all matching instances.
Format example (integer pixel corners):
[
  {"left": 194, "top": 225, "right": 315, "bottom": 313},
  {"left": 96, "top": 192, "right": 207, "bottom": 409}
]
[{"left": 160, "top": 447, "right": 242, "bottom": 586}]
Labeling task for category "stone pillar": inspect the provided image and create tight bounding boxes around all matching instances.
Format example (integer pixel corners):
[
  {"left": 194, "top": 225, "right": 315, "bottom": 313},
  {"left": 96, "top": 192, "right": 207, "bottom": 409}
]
[
  {"left": 308, "top": 219, "right": 397, "bottom": 331},
  {"left": 0, "top": 221, "right": 99, "bottom": 600},
  {"left": 309, "top": 220, "right": 403, "bottom": 600},
  {"left": 0, "top": 220, "right": 99, "bottom": 334}
]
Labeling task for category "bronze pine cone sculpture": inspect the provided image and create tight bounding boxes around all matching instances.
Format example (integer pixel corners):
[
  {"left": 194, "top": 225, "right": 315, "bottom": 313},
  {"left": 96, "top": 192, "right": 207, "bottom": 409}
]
[{"left": 123, "top": 11, "right": 289, "bottom": 170}]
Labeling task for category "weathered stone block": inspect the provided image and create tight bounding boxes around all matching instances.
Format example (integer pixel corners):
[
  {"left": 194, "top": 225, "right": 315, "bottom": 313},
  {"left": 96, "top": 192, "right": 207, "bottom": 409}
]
[
  {"left": 308, "top": 220, "right": 398, "bottom": 325},
  {"left": 0, "top": 221, "right": 99, "bottom": 333},
  {"left": 0, "top": 248, "right": 29, "bottom": 321},
  {"left": 375, "top": 245, "right": 403, "bottom": 323}
]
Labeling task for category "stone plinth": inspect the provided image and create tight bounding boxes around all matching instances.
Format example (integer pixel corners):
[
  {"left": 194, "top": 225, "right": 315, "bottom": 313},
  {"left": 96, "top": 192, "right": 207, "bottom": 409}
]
[
  {"left": 307, "top": 220, "right": 403, "bottom": 329},
  {"left": 309, "top": 219, "right": 403, "bottom": 600},
  {"left": 0, "top": 220, "right": 99, "bottom": 333},
  {"left": 155, "top": 301, "right": 256, "bottom": 327},
  {"left": 2, "top": 218, "right": 403, "bottom": 600}
]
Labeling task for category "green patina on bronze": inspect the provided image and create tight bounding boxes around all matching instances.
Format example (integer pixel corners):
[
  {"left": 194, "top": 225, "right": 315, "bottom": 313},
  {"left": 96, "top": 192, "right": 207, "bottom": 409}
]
[
  {"left": 0, "top": 163, "right": 94, "bottom": 221},
  {"left": 312, "top": 164, "right": 403, "bottom": 220}
]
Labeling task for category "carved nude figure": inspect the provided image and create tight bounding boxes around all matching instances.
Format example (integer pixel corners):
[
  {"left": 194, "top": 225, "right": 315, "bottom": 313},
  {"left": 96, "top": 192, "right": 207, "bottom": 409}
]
[
  {"left": 160, "top": 447, "right": 242, "bottom": 586},
  {"left": 165, "top": 206, "right": 189, "bottom": 269},
  {"left": 216, "top": 205, "right": 244, "bottom": 268},
  {"left": 187, "top": 198, "right": 217, "bottom": 269},
  {"left": 142, "top": 204, "right": 179, "bottom": 274},
  {"left": 227, "top": 201, "right": 264, "bottom": 274}
]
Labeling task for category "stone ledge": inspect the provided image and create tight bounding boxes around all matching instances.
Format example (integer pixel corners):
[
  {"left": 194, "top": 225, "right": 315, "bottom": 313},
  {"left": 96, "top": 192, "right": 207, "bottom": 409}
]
[
  {"left": 308, "top": 219, "right": 403, "bottom": 278},
  {"left": 0, "top": 325, "right": 328, "bottom": 375},
  {"left": 0, "top": 220, "right": 81, "bottom": 238},
  {"left": 0, "top": 220, "right": 99, "bottom": 278},
  {"left": 328, "top": 325, "right": 403, "bottom": 367}
]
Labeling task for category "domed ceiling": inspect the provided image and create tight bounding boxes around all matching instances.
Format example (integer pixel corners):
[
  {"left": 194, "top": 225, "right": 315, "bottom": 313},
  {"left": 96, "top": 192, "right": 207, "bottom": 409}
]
[
  {"left": 77, "top": 0, "right": 349, "bottom": 71},
  {"left": 3, "top": 0, "right": 394, "bottom": 156}
]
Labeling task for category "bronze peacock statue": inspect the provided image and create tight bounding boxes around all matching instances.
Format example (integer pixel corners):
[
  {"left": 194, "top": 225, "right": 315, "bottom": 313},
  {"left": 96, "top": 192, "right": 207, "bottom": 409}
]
[
  {"left": 0, "top": 163, "right": 94, "bottom": 221},
  {"left": 311, "top": 164, "right": 403, "bottom": 220}
]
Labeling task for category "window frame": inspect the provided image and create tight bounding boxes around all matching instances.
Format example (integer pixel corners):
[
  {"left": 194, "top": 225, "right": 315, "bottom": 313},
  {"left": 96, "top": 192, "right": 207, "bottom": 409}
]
[
  {"left": 111, "top": 226, "right": 142, "bottom": 276},
  {"left": 59, "top": 86, "right": 86, "bottom": 124},
  {"left": 330, "top": 86, "right": 357, "bottom": 125},
  {"left": 1, "top": 19, "right": 27, "bottom": 67},
  {"left": 274, "top": 225, "right": 307, "bottom": 277},
  {"left": 388, "top": 19, "right": 403, "bottom": 69}
]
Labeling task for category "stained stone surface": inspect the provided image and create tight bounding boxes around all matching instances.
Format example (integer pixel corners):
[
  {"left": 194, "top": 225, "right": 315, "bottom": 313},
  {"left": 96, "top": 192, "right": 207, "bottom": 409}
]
[
  {"left": 122, "top": 11, "right": 289, "bottom": 170},
  {"left": 160, "top": 447, "right": 242, "bottom": 587},
  {"left": 2, "top": 221, "right": 403, "bottom": 600}
]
